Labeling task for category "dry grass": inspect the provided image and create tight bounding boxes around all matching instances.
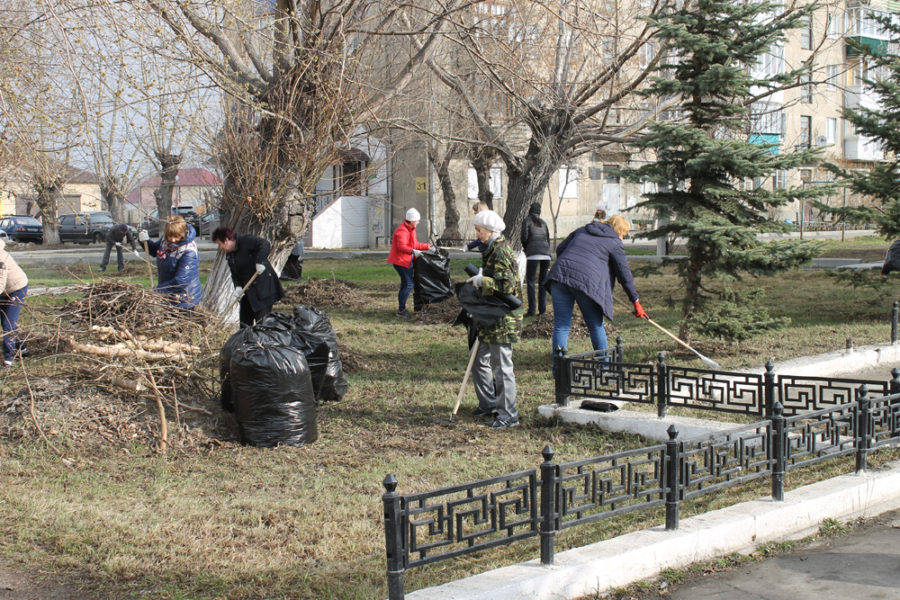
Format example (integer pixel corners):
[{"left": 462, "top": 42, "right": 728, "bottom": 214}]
[{"left": 0, "top": 256, "right": 898, "bottom": 599}]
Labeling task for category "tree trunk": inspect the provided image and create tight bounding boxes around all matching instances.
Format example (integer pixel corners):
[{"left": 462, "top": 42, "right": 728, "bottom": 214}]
[
  {"left": 502, "top": 146, "right": 557, "bottom": 252},
  {"left": 432, "top": 150, "right": 461, "bottom": 240},
  {"left": 155, "top": 152, "right": 181, "bottom": 220},
  {"left": 678, "top": 247, "right": 703, "bottom": 344},
  {"left": 33, "top": 181, "right": 62, "bottom": 245},
  {"left": 471, "top": 152, "right": 494, "bottom": 210}
]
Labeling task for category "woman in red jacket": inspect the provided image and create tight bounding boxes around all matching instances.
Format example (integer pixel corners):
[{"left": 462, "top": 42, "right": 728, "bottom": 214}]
[{"left": 387, "top": 208, "right": 431, "bottom": 317}]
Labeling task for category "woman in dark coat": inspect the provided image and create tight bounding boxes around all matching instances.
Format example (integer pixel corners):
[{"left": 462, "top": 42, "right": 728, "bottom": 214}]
[
  {"left": 545, "top": 214, "right": 648, "bottom": 353},
  {"left": 520, "top": 202, "right": 551, "bottom": 316},
  {"left": 212, "top": 227, "right": 284, "bottom": 327}
]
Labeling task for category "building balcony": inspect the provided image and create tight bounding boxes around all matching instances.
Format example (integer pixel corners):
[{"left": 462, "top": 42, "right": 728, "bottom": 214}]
[
  {"left": 844, "top": 136, "right": 885, "bottom": 161},
  {"left": 748, "top": 133, "right": 781, "bottom": 154},
  {"left": 844, "top": 84, "right": 881, "bottom": 112}
]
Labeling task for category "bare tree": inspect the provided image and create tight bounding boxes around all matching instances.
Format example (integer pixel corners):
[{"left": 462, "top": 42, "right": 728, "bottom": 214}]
[
  {"left": 420, "top": 0, "right": 671, "bottom": 248},
  {"left": 103, "top": 0, "right": 458, "bottom": 316}
]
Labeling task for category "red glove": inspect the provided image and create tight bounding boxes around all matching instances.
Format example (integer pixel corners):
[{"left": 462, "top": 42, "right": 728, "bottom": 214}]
[{"left": 633, "top": 300, "right": 649, "bottom": 319}]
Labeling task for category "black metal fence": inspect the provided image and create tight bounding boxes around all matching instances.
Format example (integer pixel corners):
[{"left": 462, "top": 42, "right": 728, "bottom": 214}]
[
  {"left": 382, "top": 383, "right": 900, "bottom": 599},
  {"left": 553, "top": 341, "right": 899, "bottom": 418}
]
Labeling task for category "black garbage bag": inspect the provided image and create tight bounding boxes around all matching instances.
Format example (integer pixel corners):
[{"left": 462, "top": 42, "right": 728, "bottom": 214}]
[
  {"left": 220, "top": 314, "right": 295, "bottom": 412},
  {"left": 229, "top": 340, "right": 318, "bottom": 447},
  {"left": 455, "top": 281, "right": 513, "bottom": 328},
  {"left": 883, "top": 240, "right": 900, "bottom": 275},
  {"left": 291, "top": 305, "right": 348, "bottom": 403},
  {"left": 413, "top": 248, "right": 452, "bottom": 311}
]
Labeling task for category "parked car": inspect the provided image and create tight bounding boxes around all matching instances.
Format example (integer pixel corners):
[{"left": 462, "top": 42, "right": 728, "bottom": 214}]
[
  {"left": 140, "top": 206, "right": 202, "bottom": 238},
  {"left": 0, "top": 215, "right": 44, "bottom": 244},
  {"left": 57, "top": 212, "right": 116, "bottom": 244},
  {"left": 199, "top": 211, "right": 220, "bottom": 237}
]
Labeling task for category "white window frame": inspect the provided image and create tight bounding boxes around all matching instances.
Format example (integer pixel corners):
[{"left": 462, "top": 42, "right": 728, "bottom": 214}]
[
  {"left": 558, "top": 166, "right": 579, "bottom": 199},
  {"left": 826, "top": 117, "right": 837, "bottom": 144},
  {"left": 826, "top": 65, "right": 838, "bottom": 91}
]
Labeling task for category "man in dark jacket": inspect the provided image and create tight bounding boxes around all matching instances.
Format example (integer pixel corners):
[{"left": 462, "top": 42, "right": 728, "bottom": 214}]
[
  {"left": 212, "top": 227, "right": 285, "bottom": 327},
  {"left": 520, "top": 202, "right": 551, "bottom": 316},
  {"left": 100, "top": 224, "right": 140, "bottom": 272}
]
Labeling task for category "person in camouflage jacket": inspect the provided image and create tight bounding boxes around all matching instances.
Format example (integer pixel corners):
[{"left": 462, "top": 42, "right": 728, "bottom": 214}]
[{"left": 466, "top": 210, "right": 523, "bottom": 428}]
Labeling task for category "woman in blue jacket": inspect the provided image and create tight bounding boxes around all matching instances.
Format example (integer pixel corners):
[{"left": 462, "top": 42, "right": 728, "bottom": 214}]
[
  {"left": 545, "top": 214, "right": 647, "bottom": 353},
  {"left": 139, "top": 216, "right": 202, "bottom": 309}
]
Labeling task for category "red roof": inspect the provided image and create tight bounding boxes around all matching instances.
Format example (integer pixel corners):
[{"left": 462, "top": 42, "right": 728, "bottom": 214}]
[{"left": 138, "top": 168, "right": 222, "bottom": 188}]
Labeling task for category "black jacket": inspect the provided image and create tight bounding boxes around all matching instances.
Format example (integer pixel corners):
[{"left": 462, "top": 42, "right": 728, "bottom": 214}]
[
  {"left": 105, "top": 226, "right": 138, "bottom": 251},
  {"left": 520, "top": 216, "right": 551, "bottom": 257},
  {"left": 226, "top": 235, "right": 285, "bottom": 313}
]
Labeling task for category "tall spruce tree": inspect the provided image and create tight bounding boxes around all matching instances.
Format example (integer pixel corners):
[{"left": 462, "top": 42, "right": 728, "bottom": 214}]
[
  {"left": 823, "top": 17, "right": 900, "bottom": 238},
  {"left": 621, "top": 0, "right": 826, "bottom": 341}
]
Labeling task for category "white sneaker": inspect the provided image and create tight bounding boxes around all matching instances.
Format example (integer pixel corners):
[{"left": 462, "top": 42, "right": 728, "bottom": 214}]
[{"left": 3, "top": 360, "right": 12, "bottom": 366}]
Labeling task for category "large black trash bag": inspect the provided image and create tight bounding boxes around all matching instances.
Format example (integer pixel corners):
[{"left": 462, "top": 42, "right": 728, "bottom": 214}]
[
  {"left": 291, "top": 305, "right": 348, "bottom": 402},
  {"left": 229, "top": 341, "right": 318, "bottom": 447},
  {"left": 413, "top": 248, "right": 452, "bottom": 311},
  {"left": 883, "top": 240, "right": 900, "bottom": 275},
  {"left": 454, "top": 281, "right": 513, "bottom": 328},
  {"left": 219, "top": 314, "right": 295, "bottom": 412}
]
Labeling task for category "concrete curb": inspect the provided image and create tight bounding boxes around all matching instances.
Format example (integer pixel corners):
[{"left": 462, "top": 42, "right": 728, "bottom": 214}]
[{"left": 404, "top": 461, "right": 900, "bottom": 600}]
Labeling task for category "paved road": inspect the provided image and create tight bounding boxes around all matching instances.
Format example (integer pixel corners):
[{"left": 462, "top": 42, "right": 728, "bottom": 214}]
[{"left": 667, "top": 508, "right": 900, "bottom": 600}]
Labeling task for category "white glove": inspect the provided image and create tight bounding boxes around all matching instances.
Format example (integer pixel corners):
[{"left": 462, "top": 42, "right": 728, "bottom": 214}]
[
  {"left": 255, "top": 263, "right": 266, "bottom": 275},
  {"left": 115, "top": 242, "right": 122, "bottom": 248},
  {"left": 138, "top": 230, "right": 149, "bottom": 242},
  {"left": 467, "top": 268, "right": 483, "bottom": 289},
  {"left": 412, "top": 249, "right": 421, "bottom": 258},
  {"left": 233, "top": 287, "right": 243, "bottom": 300},
  {"left": 133, "top": 250, "right": 141, "bottom": 258}
]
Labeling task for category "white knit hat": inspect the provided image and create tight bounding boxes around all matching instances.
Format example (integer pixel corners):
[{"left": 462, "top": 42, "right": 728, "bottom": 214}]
[
  {"left": 405, "top": 208, "right": 421, "bottom": 222},
  {"left": 595, "top": 201, "right": 607, "bottom": 213},
  {"left": 473, "top": 209, "right": 505, "bottom": 233}
]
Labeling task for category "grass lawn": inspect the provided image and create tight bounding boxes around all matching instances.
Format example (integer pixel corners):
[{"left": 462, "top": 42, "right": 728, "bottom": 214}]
[{"left": 0, "top": 240, "right": 898, "bottom": 599}]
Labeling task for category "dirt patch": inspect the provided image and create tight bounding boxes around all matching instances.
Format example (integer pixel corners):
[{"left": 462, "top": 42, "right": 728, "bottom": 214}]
[
  {"left": 282, "top": 278, "right": 366, "bottom": 308},
  {"left": 408, "top": 297, "right": 462, "bottom": 325}
]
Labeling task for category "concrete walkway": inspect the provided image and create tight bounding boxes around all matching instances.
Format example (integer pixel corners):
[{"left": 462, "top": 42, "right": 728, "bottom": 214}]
[{"left": 400, "top": 343, "right": 900, "bottom": 600}]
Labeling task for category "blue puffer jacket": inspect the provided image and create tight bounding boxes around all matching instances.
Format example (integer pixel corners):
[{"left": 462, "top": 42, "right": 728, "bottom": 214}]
[
  {"left": 545, "top": 221, "right": 639, "bottom": 321},
  {"left": 147, "top": 225, "right": 202, "bottom": 309}
]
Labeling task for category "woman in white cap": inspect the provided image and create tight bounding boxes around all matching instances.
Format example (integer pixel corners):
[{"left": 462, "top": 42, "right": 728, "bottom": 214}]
[
  {"left": 466, "top": 209, "right": 523, "bottom": 428},
  {"left": 386, "top": 208, "right": 431, "bottom": 317}
]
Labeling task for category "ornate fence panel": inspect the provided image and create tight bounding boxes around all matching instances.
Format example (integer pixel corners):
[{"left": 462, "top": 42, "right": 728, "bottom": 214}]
[
  {"left": 778, "top": 376, "right": 889, "bottom": 416},
  {"left": 401, "top": 469, "right": 540, "bottom": 568},
  {"left": 555, "top": 445, "right": 668, "bottom": 530},
  {"left": 783, "top": 404, "right": 857, "bottom": 470},
  {"left": 665, "top": 367, "right": 766, "bottom": 416},
  {"left": 565, "top": 359, "right": 655, "bottom": 406},
  {"left": 870, "top": 392, "right": 900, "bottom": 449},
  {"left": 680, "top": 422, "right": 772, "bottom": 499}
]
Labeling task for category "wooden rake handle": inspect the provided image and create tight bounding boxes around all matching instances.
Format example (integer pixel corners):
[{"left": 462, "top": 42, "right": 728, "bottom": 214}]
[
  {"left": 450, "top": 338, "right": 480, "bottom": 420},
  {"left": 221, "top": 270, "right": 260, "bottom": 318}
]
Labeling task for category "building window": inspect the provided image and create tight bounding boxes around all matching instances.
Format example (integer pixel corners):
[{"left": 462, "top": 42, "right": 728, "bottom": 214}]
[
  {"left": 799, "top": 115, "right": 812, "bottom": 150},
  {"left": 826, "top": 117, "right": 837, "bottom": 144},
  {"left": 800, "top": 68, "right": 813, "bottom": 103},
  {"left": 826, "top": 65, "right": 838, "bottom": 91},
  {"left": 558, "top": 166, "right": 579, "bottom": 199},
  {"left": 774, "top": 170, "right": 787, "bottom": 190},
  {"left": 800, "top": 169, "right": 812, "bottom": 183},
  {"left": 800, "top": 15, "right": 812, "bottom": 50},
  {"left": 826, "top": 11, "right": 841, "bottom": 39},
  {"left": 467, "top": 164, "right": 503, "bottom": 199}
]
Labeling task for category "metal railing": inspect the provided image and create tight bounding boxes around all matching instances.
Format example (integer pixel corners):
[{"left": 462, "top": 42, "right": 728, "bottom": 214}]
[
  {"left": 382, "top": 383, "right": 900, "bottom": 599},
  {"left": 553, "top": 341, "right": 898, "bottom": 418}
]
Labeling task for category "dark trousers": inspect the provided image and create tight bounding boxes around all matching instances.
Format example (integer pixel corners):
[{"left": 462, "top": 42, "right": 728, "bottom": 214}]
[
  {"left": 525, "top": 259, "right": 550, "bottom": 315},
  {"left": 393, "top": 262, "right": 414, "bottom": 312},
  {"left": 239, "top": 296, "right": 272, "bottom": 328},
  {"left": 101, "top": 241, "right": 125, "bottom": 271},
  {"left": 1, "top": 286, "right": 27, "bottom": 361}
]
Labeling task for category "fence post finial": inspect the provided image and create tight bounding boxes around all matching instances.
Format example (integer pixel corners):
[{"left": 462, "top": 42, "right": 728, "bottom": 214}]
[
  {"left": 665, "top": 425, "right": 680, "bottom": 530},
  {"left": 382, "top": 474, "right": 406, "bottom": 600},
  {"left": 539, "top": 445, "right": 557, "bottom": 565}
]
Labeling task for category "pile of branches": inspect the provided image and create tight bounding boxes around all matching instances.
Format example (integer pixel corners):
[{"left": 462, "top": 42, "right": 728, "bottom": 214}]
[{"left": 17, "top": 281, "right": 228, "bottom": 452}]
